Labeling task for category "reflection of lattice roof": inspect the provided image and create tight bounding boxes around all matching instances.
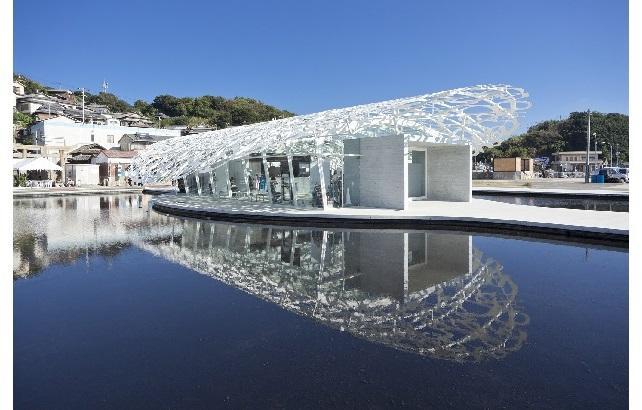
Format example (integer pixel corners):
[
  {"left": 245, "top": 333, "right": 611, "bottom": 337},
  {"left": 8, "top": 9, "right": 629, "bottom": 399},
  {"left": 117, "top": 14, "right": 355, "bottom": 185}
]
[
  {"left": 132, "top": 84, "right": 529, "bottom": 183},
  {"left": 137, "top": 221, "right": 529, "bottom": 362}
]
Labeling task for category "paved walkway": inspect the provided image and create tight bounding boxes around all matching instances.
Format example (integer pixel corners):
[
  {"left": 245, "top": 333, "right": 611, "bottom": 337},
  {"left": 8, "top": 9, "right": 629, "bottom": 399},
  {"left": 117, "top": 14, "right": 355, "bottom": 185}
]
[{"left": 152, "top": 195, "right": 628, "bottom": 243}]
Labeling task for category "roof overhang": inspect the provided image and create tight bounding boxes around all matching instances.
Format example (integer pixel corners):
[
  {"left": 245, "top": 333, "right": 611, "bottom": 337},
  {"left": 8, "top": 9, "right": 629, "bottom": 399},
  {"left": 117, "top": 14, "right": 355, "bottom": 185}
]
[{"left": 132, "top": 84, "right": 530, "bottom": 183}]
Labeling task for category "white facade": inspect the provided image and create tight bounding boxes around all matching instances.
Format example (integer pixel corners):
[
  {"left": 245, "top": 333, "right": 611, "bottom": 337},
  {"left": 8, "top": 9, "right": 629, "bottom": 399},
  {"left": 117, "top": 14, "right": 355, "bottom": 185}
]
[
  {"left": 93, "top": 152, "right": 135, "bottom": 165},
  {"left": 29, "top": 117, "right": 181, "bottom": 149},
  {"left": 64, "top": 164, "right": 100, "bottom": 185},
  {"left": 13, "top": 81, "right": 25, "bottom": 110}
]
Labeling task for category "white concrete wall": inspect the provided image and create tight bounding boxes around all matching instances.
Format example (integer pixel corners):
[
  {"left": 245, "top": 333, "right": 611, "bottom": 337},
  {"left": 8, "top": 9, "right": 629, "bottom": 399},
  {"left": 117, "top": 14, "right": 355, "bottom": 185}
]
[
  {"left": 31, "top": 119, "right": 180, "bottom": 149},
  {"left": 65, "top": 164, "right": 100, "bottom": 185},
  {"left": 425, "top": 144, "right": 471, "bottom": 202},
  {"left": 408, "top": 232, "right": 472, "bottom": 293},
  {"left": 353, "top": 135, "right": 408, "bottom": 210}
]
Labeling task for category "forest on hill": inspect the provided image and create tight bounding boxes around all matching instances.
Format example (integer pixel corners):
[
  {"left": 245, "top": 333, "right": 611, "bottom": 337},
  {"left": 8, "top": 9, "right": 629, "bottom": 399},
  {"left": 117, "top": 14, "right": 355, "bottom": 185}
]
[
  {"left": 476, "top": 111, "right": 629, "bottom": 163},
  {"left": 13, "top": 74, "right": 295, "bottom": 130}
]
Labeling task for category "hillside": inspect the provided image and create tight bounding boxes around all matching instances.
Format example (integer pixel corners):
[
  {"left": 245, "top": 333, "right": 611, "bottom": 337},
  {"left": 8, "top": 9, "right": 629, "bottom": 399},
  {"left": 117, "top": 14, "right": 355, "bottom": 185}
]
[
  {"left": 477, "top": 111, "right": 629, "bottom": 164},
  {"left": 13, "top": 73, "right": 295, "bottom": 130}
]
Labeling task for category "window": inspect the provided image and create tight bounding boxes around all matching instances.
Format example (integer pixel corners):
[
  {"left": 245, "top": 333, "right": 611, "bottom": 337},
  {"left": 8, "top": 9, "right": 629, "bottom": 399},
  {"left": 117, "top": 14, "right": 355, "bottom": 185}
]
[
  {"left": 107, "top": 135, "right": 114, "bottom": 143},
  {"left": 91, "top": 134, "right": 95, "bottom": 142}
]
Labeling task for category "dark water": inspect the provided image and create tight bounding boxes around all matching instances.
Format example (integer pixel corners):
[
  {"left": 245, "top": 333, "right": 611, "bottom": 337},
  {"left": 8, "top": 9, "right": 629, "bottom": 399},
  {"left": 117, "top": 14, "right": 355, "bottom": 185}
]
[
  {"left": 475, "top": 194, "right": 629, "bottom": 212},
  {"left": 14, "top": 195, "right": 628, "bottom": 408}
]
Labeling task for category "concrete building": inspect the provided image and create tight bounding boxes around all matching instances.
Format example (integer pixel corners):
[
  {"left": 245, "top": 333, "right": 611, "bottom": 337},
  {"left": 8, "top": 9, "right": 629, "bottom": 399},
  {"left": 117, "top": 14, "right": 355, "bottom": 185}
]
[
  {"left": 551, "top": 151, "right": 603, "bottom": 173},
  {"left": 28, "top": 117, "right": 181, "bottom": 149},
  {"left": 64, "top": 164, "right": 100, "bottom": 186},
  {"left": 492, "top": 157, "right": 535, "bottom": 180},
  {"left": 132, "top": 85, "right": 530, "bottom": 210}
]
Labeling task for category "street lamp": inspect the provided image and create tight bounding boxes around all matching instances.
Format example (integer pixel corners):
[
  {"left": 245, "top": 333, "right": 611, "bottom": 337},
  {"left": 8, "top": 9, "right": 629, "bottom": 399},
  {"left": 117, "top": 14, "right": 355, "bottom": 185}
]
[{"left": 602, "top": 141, "right": 613, "bottom": 166}]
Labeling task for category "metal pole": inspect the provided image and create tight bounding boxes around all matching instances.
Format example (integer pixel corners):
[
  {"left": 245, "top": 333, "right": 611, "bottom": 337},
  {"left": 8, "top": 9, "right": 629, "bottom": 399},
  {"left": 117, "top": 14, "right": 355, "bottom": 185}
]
[
  {"left": 593, "top": 133, "right": 597, "bottom": 169},
  {"left": 81, "top": 88, "right": 85, "bottom": 123},
  {"left": 584, "top": 110, "right": 590, "bottom": 183}
]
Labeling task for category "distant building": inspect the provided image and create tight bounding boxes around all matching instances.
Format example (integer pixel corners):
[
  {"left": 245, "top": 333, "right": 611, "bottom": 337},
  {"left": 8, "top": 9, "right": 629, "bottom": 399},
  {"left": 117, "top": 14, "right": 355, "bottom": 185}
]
[
  {"left": 28, "top": 117, "right": 181, "bottom": 149},
  {"left": 65, "top": 163, "right": 100, "bottom": 185},
  {"left": 93, "top": 150, "right": 138, "bottom": 186},
  {"left": 67, "top": 143, "right": 107, "bottom": 164},
  {"left": 114, "top": 112, "right": 154, "bottom": 127},
  {"left": 13, "top": 80, "right": 25, "bottom": 96},
  {"left": 492, "top": 157, "right": 535, "bottom": 180},
  {"left": 45, "top": 89, "right": 76, "bottom": 104},
  {"left": 13, "top": 80, "right": 25, "bottom": 110},
  {"left": 15, "top": 93, "right": 55, "bottom": 114},
  {"left": 118, "top": 133, "right": 172, "bottom": 151},
  {"left": 550, "top": 151, "right": 603, "bottom": 173}
]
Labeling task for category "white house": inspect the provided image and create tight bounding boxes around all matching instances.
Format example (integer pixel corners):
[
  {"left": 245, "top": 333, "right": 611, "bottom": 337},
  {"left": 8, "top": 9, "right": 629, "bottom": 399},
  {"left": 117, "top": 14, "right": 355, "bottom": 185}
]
[
  {"left": 29, "top": 117, "right": 181, "bottom": 149},
  {"left": 13, "top": 81, "right": 25, "bottom": 110}
]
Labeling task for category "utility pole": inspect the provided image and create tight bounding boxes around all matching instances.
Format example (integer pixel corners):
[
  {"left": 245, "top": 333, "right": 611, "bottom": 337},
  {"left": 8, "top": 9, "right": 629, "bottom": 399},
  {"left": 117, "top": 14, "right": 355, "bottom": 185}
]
[
  {"left": 81, "top": 87, "right": 86, "bottom": 123},
  {"left": 584, "top": 109, "right": 591, "bottom": 183}
]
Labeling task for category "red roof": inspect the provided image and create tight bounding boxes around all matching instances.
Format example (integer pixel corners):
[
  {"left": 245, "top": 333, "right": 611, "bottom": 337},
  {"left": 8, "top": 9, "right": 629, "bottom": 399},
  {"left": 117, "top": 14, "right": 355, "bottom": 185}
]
[{"left": 100, "top": 150, "right": 138, "bottom": 158}]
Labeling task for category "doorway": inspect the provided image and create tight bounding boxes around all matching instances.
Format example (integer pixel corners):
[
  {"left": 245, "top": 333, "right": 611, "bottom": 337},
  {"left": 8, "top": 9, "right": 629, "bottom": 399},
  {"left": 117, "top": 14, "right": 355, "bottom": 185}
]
[{"left": 408, "top": 149, "right": 426, "bottom": 198}]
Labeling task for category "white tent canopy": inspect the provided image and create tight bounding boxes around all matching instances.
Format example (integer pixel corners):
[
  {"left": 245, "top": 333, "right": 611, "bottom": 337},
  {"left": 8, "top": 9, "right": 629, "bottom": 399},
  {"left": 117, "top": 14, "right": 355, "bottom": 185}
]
[{"left": 14, "top": 157, "right": 63, "bottom": 172}]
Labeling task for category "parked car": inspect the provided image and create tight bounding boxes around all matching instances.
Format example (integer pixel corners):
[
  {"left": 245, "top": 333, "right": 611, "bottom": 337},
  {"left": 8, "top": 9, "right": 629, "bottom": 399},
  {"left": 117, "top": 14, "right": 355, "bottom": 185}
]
[{"left": 599, "top": 168, "right": 629, "bottom": 183}]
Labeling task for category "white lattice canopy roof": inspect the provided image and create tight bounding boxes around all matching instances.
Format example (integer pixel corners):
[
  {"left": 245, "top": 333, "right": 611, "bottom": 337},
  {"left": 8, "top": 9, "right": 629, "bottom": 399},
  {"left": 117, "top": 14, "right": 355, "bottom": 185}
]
[{"left": 132, "top": 84, "right": 529, "bottom": 182}]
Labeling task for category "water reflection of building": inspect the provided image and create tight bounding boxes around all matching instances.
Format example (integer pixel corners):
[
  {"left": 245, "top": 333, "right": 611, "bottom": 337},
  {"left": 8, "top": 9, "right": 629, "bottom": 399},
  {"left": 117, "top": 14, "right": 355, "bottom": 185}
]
[
  {"left": 14, "top": 196, "right": 528, "bottom": 360},
  {"left": 139, "top": 220, "right": 529, "bottom": 362},
  {"left": 13, "top": 195, "right": 180, "bottom": 278}
]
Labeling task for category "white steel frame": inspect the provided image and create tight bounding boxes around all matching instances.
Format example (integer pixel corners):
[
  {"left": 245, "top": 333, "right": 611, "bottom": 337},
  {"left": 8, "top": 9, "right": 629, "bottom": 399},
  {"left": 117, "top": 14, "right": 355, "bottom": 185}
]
[{"left": 131, "top": 84, "right": 530, "bottom": 183}]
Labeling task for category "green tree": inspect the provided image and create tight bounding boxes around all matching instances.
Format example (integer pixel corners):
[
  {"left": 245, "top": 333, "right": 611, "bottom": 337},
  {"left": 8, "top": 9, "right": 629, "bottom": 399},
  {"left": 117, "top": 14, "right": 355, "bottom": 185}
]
[{"left": 478, "top": 111, "right": 628, "bottom": 164}]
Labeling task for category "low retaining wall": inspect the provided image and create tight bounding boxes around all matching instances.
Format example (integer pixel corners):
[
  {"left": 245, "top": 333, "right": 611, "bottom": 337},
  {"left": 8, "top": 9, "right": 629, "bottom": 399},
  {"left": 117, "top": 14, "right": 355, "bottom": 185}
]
[{"left": 152, "top": 201, "right": 628, "bottom": 248}]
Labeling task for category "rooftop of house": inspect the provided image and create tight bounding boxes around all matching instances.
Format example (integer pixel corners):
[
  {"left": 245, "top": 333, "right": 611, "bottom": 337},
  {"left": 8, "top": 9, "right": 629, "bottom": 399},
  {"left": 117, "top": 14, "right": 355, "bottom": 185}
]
[
  {"left": 99, "top": 150, "right": 138, "bottom": 159},
  {"left": 553, "top": 151, "right": 603, "bottom": 155},
  {"left": 70, "top": 143, "right": 107, "bottom": 155},
  {"left": 122, "top": 133, "right": 172, "bottom": 143}
]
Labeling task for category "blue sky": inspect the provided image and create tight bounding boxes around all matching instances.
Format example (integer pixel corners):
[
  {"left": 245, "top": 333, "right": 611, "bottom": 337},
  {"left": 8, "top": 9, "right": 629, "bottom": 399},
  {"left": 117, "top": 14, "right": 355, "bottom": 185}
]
[{"left": 14, "top": 0, "right": 628, "bottom": 132}]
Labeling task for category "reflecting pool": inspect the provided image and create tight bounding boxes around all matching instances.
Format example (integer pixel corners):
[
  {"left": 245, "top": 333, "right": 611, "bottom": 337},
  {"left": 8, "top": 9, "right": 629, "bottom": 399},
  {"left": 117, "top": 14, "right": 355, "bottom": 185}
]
[
  {"left": 474, "top": 194, "right": 629, "bottom": 212},
  {"left": 14, "top": 195, "right": 628, "bottom": 408}
]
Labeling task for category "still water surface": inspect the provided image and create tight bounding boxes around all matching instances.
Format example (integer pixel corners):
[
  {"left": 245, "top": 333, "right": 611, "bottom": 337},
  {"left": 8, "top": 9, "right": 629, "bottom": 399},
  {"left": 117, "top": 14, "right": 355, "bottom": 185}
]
[
  {"left": 475, "top": 194, "right": 629, "bottom": 212},
  {"left": 14, "top": 194, "right": 628, "bottom": 408}
]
